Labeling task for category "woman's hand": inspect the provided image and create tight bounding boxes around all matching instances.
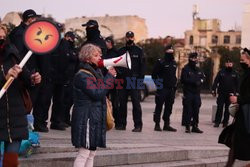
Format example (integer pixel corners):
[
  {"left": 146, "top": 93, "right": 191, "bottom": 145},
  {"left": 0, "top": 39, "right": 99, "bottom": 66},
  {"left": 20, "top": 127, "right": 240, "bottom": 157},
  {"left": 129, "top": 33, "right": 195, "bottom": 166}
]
[
  {"left": 6, "top": 65, "right": 22, "bottom": 80},
  {"left": 31, "top": 72, "right": 41, "bottom": 85},
  {"left": 230, "top": 95, "right": 237, "bottom": 104},
  {"left": 108, "top": 66, "right": 117, "bottom": 77}
]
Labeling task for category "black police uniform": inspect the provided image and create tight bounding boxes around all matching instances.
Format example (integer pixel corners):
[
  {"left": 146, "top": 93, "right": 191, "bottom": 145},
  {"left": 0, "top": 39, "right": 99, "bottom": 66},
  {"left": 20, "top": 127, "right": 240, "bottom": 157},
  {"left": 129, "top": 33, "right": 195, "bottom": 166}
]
[
  {"left": 82, "top": 28, "right": 107, "bottom": 56},
  {"left": 62, "top": 44, "right": 78, "bottom": 126},
  {"left": 117, "top": 44, "right": 145, "bottom": 130},
  {"left": 212, "top": 68, "right": 239, "bottom": 126},
  {"left": 32, "top": 48, "right": 54, "bottom": 131},
  {"left": 50, "top": 39, "right": 78, "bottom": 128},
  {"left": 32, "top": 38, "right": 77, "bottom": 131},
  {"left": 152, "top": 54, "right": 177, "bottom": 129},
  {"left": 181, "top": 61, "right": 205, "bottom": 131},
  {"left": 9, "top": 22, "right": 40, "bottom": 104}
]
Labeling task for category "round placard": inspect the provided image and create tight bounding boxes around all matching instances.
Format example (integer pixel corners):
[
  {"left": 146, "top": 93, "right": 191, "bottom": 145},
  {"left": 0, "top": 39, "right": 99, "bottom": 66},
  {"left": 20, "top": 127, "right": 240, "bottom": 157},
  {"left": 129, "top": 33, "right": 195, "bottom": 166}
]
[{"left": 24, "top": 19, "right": 60, "bottom": 54}]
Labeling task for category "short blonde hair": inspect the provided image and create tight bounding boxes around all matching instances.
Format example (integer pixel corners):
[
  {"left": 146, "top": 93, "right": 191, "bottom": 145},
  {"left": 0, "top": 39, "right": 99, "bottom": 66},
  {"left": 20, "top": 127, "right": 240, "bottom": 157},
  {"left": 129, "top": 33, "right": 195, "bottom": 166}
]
[{"left": 79, "top": 43, "right": 101, "bottom": 62}]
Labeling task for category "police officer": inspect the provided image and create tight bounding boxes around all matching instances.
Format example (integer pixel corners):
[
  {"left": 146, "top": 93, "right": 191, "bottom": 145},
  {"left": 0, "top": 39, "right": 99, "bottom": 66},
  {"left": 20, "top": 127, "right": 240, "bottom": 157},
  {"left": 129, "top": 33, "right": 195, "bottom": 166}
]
[
  {"left": 62, "top": 32, "right": 78, "bottom": 127},
  {"left": 9, "top": 9, "right": 41, "bottom": 104},
  {"left": 32, "top": 23, "right": 64, "bottom": 132},
  {"left": 212, "top": 58, "right": 239, "bottom": 128},
  {"left": 104, "top": 36, "right": 118, "bottom": 59},
  {"left": 50, "top": 31, "right": 77, "bottom": 130},
  {"left": 116, "top": 31, "right": 145, "bottom": 132},
  {"left": 81, "top": 20, "right": 107, "bottom": 56},
  {"left": 152, "top": 44, "right": 177, "bottom": 132},
  {"left": 181, "top": 52, "right": 205, "bottom": 133},
  {"left": 32, "top": 31, "right": 77, "bottom": 132}
]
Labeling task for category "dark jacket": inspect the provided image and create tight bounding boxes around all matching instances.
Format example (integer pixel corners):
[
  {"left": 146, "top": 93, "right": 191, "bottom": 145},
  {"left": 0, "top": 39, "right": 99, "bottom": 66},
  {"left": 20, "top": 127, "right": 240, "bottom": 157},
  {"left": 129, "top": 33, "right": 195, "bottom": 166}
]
[
  {"left": 82, "top": 29, "right": 107, "bottom": 57},
  {"left": 237, "top": 68, "right": 250, "bottom": 105},
  {"left": 9, "top": 22, "right": 39, "bottom": 72},
  {"left": 233, "top": 67, "right": 250, "bottom": 160},
  {"left": 181, "top": 63, "right": 205, "bottom": 94},
  {"left": 118, "top": 44, "right": 145, "bottom": 80},
  {"left": 103, "top": 47, "right": 119, "bottom": 59},
  {"left": 50, "top": 39, "right": 78, "bottom": 84},
  {"left": 0, "top": 43, "right": 31, "bottom": 142},
  {"left": 152, "top": 56, "right": 177, "bottom": 89},
  {"left": 212, "top": 68, "right": 239, "bottom": 95},
  {"left": 71, "top": 63, "right": 114, "bottom": 149}
]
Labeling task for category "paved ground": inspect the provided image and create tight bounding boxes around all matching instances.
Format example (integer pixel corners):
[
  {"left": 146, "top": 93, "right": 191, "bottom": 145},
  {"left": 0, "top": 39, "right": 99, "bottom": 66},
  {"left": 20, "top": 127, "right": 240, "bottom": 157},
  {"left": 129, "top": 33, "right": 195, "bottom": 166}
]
[
  {"left": 19, "top": 94, "right": 250, "bottom": 166},
  {"left": 40, "top": 94, "right": 226, "bottom": 149}
]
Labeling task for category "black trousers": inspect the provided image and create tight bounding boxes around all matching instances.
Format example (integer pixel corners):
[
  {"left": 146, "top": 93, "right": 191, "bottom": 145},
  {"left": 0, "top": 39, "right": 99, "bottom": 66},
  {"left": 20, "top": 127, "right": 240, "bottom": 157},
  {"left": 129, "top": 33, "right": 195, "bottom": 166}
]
[
  {"left": 182, "top": 93, "right": 201, "bottom": 127},
  {"left": 29, "top": 85, "right": 40, "bottom": 107},
  {"left": 215, "top": 94, "right": 230, "bottom": 124},
  {"left": 118, "top": 88, "right": 143, "bottom": 128},
  {"left": 50, "top": 83, "right": 65, "bottom": 124},
  {"left": 153, "top": 88, "right": 175, "bottom": 125},
  {"left": 33, "top": 79, "right": 52, "bottom": 127},
  {"left": 109, "top": 88, "right": 120, "bottom": 126},
  {"left": 62, "top": 81, "right": 74, "bottom": 124},
  {"left": 33, "top": 80, "right": 65, "bottom": 126}
]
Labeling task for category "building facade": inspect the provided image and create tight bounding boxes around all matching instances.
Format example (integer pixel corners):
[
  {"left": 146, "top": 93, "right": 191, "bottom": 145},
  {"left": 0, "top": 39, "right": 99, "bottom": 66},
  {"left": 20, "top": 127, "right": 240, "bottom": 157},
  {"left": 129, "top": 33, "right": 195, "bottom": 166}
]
[
  {"left": 185, "top": 18, "right": 241, "bottom": 51},
  {"left": 242, "top": 3, "right": 250, "bottom": 49}
]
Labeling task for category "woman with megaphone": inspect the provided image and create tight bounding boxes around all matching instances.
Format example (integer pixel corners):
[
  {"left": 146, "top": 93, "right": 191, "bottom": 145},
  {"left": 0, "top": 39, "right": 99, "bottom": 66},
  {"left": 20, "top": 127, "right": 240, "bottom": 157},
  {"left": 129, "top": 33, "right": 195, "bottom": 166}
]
[{"left": 71, "top": 44, "right": 116, "bottom": 167}]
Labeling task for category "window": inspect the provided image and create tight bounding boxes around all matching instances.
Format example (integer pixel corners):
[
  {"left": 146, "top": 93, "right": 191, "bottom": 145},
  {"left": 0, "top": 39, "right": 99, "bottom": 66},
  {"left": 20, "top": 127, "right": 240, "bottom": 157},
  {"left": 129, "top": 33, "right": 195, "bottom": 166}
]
[
  {"left": 212, "top": 35, "right": 218, "bottom": 44},
  {"left": 224, "top": 35, "right": 230, "bottom": 44},
  {"left": 189, "top": 35, "right": 193, "bottom": 45},
  {"left": 236, "top": 35, "right": 241, "bottom": 44}
]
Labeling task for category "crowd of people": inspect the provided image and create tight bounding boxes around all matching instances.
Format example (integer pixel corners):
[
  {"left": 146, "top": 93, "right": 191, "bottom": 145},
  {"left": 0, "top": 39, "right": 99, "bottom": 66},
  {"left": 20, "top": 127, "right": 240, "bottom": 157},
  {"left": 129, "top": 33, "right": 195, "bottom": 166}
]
[{"left": 0, "top": 8, "right": 249, "bottom": 167}]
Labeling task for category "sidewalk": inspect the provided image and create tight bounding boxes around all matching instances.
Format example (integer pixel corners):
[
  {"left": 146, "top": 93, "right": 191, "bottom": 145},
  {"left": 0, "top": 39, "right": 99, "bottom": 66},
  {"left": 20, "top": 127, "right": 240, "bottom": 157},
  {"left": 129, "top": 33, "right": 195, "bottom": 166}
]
[{"left": 20, "top": 95, "right": 250, "bottom": 167}]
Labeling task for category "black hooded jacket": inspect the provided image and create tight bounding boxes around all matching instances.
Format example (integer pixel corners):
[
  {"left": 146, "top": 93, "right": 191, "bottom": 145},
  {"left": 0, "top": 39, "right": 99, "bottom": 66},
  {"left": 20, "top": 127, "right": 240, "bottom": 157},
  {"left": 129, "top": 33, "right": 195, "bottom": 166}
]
[
  {"left": 0, "top": 42, "right": 32, "bottom": 142},
  {"left": 9, "top": 22, "right": 39, "bottom": 72},
  {"left": 82, "top": 28, "right": 107, "bottom": 57}
]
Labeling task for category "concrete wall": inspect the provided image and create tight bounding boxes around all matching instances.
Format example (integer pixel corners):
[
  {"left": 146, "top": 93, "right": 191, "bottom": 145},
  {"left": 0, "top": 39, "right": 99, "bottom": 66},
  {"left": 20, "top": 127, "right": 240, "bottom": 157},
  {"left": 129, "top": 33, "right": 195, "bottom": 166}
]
[{"left": 64, "top": 15, "right": 148, "bottom": 42}]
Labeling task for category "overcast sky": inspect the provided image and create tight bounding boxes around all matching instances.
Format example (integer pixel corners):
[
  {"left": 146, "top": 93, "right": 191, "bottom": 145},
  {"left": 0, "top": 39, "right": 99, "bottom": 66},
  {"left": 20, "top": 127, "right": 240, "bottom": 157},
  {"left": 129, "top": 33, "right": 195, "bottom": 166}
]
[{"left": 1, "top": 0, "right": 249, "bottom": 38}]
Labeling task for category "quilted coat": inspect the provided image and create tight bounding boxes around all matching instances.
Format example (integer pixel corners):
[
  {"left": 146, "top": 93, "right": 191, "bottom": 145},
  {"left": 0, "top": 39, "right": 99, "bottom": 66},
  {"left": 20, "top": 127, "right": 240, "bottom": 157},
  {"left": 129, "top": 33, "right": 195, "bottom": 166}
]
[{"left": 71, "top": 62, "right": 114, "bottom": 149}]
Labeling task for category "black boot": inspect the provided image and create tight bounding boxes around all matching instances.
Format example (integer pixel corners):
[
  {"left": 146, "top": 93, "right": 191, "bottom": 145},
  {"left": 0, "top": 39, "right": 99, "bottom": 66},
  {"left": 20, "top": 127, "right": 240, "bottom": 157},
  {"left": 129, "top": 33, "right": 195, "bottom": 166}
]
[
  {"left": 34, "top": 124, "right": 49, "bottom": 133},
  {"left": 192, "top": 126, "right": 203, "bottom": 133},
  {"left": 213, "top": 123, "right": 219, "bottom": 128},
  {"left": 132, "top": 127, "right": 142, "bottom": 132},
  {"left": 163, "top": 123, "right": 177, "bottom": 132},
  {"left": 154, "top": 123, "right": 162, "bottom": 131},
  {"left": 185, "top": 125, "right": 191, "bottom": 133}
]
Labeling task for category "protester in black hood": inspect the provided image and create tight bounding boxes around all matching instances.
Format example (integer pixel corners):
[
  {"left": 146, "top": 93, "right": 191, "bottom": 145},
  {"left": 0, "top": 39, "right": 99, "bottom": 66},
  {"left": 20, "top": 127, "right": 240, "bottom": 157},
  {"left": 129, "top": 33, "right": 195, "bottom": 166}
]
[
  {"left": 81, "top": 20, "right": 107, "bottom": 56},
  {"left": 212, "top": 58, "right": 239, "bottom": 128},
  {"left": 9, "top": 9, "right": 42, "bottom": 108},
  {"left": 152, "top": 41, "right": 177, "bottom": 132}
]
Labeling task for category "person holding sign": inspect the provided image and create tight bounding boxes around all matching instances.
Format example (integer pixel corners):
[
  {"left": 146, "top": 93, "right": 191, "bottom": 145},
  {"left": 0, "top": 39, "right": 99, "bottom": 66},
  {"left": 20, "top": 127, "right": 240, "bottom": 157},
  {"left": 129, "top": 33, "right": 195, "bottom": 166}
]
[
  {"left": 9, "top": 9, "right": 41, "bottom": 104},
  {"left": 0, "top": 25, "right": 41, "bottom": 167}
]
